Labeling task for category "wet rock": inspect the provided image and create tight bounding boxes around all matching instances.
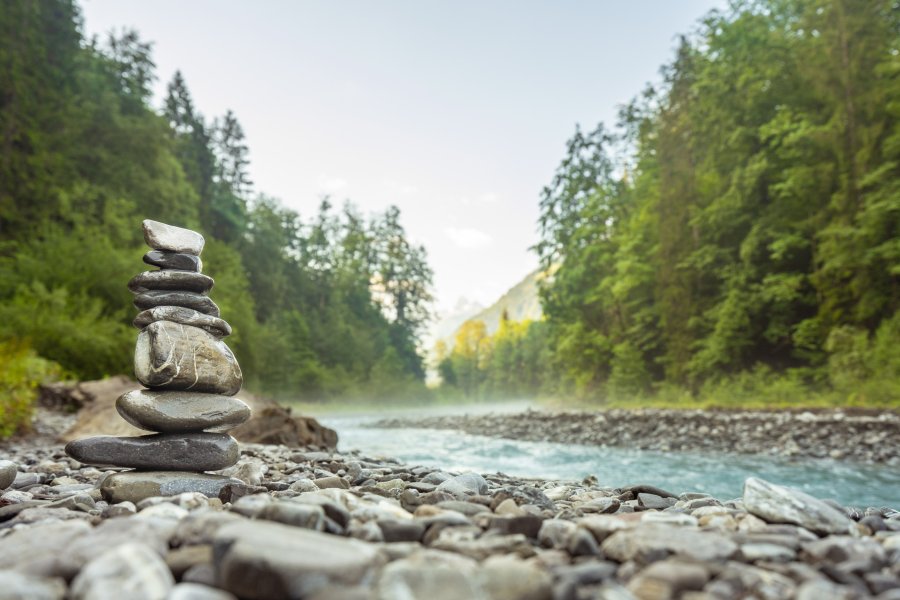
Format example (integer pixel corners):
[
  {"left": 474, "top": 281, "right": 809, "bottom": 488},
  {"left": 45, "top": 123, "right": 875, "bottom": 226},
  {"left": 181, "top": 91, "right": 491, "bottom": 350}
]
[
  {"left": 143, "top": 250, "right": 203, "bottom": 272},
  {"left": 128, "top": 270, "right": 214, "bottom": 294},
  {"left": 134, "top": 290, "right": 220, "bottom": 317},
  {"left": 66, "top": 433, "right": 239, "bottom": 471},
  {"left": 101, "top": 471, "right": 239, "bottom": 504},
  {"left": 0, "top": 571, "right": 66, "bottom": 600},
  {"left": 70, "top": 542, "right": 174, "bottom": 600},
  {"left": 135, "top": 321, "right": 242, "bottom": 395},
  {"left": 116, "top": 389, "right": 250, "bottom": 434},
  {"left": 213, "top": 520, "right": 383, "bottom": 599},
  {"left": 143, "top": 219, "right": 205, "bottom": 255},
  {"left": 0, "top": 460, "right": 17, "bottom": 490},
  {"left": 133, "top": 307, "right": 230, "bottom": 338},
  {"left": 743, "top": 477, "right": 855, "bottom": 535}
]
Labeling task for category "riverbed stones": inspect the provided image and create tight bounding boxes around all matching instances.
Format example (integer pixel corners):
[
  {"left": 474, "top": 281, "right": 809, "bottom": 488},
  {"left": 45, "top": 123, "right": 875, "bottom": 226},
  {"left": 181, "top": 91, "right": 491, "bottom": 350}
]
[
  {"left": 65, "top": 220, "right": 250, "bottom": 503},
  {"left": 144, "top": 250, "right": 203, "bottom": 272},
  {"left": 66, "top": 433, "right": 239, "bottom": 471},
  {"left": 133, "top": 307, "right": 232, "bottom": 338},
  {"left": 742, "top": 477, "right": 856, "bottom": 535},
  {"left": 134, "top": 321, "right": 242, "bottom": 394},
  {"left": 116, "top": 390, "right": 250, "bottom": 433},
  {"left": 70, "top": 542, "right": 175, "bottom": 600}
]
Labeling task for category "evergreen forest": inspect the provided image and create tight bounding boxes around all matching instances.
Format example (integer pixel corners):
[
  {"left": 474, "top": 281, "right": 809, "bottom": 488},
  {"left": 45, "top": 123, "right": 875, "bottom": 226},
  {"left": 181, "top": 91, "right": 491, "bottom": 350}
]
[
  {"left": 0, "top": 0, "right": 434, "bottom": 418},
  {"left": 437, "top": 0, "right": 900, "bottom": 407}
]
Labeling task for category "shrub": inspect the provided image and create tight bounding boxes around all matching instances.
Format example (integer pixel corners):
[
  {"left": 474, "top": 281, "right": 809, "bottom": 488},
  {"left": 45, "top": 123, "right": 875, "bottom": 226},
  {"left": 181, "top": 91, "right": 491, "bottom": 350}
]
[{"left": 0, "top": 340, "right": 62, "bottom": 439}]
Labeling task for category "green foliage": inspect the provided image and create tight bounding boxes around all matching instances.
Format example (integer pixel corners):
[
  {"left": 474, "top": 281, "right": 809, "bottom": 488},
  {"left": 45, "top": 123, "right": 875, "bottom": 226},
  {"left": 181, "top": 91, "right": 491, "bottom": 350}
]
[
  {"left": 0, "top": 340, "right": 62, "bottom": 439},
  {"left": 0, "top": 0, "right": 434, "bottom": 401},
  {"left": 522, "top": 0, "right": 900, "bottom": 407}
]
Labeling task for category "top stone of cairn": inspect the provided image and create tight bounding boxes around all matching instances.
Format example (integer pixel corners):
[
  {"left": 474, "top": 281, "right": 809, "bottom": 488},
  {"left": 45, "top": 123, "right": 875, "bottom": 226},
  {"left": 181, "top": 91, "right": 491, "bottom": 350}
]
[{"left": 142, "top": 219, "right": 205, "bottom": 255}]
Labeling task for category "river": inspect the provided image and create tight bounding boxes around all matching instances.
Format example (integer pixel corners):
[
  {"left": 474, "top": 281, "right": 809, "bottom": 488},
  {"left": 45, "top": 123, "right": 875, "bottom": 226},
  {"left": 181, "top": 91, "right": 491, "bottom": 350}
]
[{"left": 311, "top": 402, "right": 900, "bottom": 508}]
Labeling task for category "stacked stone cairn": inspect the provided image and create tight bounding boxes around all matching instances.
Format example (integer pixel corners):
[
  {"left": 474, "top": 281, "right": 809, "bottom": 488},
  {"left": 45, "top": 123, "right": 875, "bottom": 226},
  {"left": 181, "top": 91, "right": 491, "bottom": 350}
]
[{"left": 66, "top": 220, "right": 251, "bottom": 502}]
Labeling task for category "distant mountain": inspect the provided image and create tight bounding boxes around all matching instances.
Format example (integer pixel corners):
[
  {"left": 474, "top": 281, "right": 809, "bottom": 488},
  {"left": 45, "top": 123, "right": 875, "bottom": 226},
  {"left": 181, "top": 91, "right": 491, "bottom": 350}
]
[
  {"left": 428, "top": 298, "right": 484, "bottom": 348},
  {"left": 464, "top": 268, "right": 544, "bottom": 337}
]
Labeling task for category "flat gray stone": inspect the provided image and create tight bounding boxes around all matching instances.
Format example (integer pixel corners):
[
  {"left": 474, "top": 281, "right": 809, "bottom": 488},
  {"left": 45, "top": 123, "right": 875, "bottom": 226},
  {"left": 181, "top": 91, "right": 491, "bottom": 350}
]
[
  {"left": 134, "top": 290, "right": 220, "bottom": 317},
  {"left": 128, "top": 270, "right": 214, "bottom": 294},
  {"left": 0, "top": 571, "right": 66, "bottom": 600},
  {"left": 601, "top": 524, "right": 738, "bottom": 562},
  {"left": 135, "top": 321, "right": 241, "bottom": 394},
  {"left": 116, "top": 389, "right": 250, "bottom": 433},
  {"left": 70, "top": 542, "right": 174, "bottom": 600},
  {"left": 742, "top": 477, "right": 855, "bottom": 535},
  {"left": 0, "top": 519, "right": 92, "bottom": 577},
  {"left": 0, "top": 459, "right": 17, "bottom": 489},
  {"left": 133, "top": 306, "right": 231, "bottom": 337},
  {"left": 143, "top": 219, "right": 205, "bottom": 254},
  {"left": 66, "top": 433, "right": 239, "bottom": 471},
  {"left": 101, "top": 471, "right": 240, "bottom": 504},
  {"left": 213, "top": 520, "right": 383, "bottom": 600},
  {"left": 144, "top": 250, "right": 203, "bottom": 272}
]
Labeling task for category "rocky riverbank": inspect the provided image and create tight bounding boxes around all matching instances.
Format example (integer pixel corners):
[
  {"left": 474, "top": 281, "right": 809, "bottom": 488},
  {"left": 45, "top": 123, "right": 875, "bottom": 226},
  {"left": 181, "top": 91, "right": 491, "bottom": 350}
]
[
  {"left": 373, "top": 408, "right": 900, "bottom": 465},
  {"left": 1, "top": 429, "right": 899, "bottom": 599}
]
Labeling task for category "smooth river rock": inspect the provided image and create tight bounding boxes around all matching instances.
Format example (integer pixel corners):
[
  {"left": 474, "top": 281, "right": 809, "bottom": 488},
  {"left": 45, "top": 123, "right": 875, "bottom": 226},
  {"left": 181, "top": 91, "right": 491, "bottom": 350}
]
[
  {"left": 133, "top": 306, "right": 232, "bottom": 338},
  {"left": 70, "top": 542, "right": 174, "bottom": 600},
  {"left": 116, "top": 389, "right": 250, "bottom": 433},
  {"left": 742, "top": 477, "right": 855, "bottom": 535},
  {"left": 143, "top": 219, "right": 205, "bottom": 255},
  {"left": 66, "top": 433, "right": 240, "bottom": 471},
  {"left": 128, "top": 270, "right": 214, "bottom": 294},
  {"left": 134, "top": 290, "right": 220, "bottom": 317},
  {"left": 213, "top": 520, "right": 383, "bottom": 599},
  {"left": 143, "top": 250, "right": 203, "bottom": 272},
  {"left": 0, "top": 459, "right": 18, "bottom": 489},
  {"left": 0, "top": 571, "right": 66, "bottom": 600},
  {"left": 101, "top": 471, "right": 240, "bottom": 504},
  {"left": 134, "top": 321, "right": 242, "bottom": 395}
]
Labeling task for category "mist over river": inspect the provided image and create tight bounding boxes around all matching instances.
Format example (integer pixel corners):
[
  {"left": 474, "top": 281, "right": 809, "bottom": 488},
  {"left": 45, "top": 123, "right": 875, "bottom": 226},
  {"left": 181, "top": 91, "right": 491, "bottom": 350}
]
[{"left": 313, "top": 402, "right": 900, "bottom": 508}]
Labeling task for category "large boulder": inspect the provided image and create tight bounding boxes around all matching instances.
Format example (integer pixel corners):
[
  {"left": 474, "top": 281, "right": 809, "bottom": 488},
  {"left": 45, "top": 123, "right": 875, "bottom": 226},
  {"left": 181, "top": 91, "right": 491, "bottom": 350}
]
[{"left": 47, "top": 376, "right": 337, "bottom": 449}]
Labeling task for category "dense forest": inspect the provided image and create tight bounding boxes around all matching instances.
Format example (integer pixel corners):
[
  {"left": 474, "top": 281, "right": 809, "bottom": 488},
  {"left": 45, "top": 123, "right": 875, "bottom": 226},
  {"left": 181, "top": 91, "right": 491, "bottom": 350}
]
[
  {"left": 0, "top": 0, "right": 434, "bottom": 419},
  {"left": 438, "top": 0, "right": 900, "bottom": 406}
]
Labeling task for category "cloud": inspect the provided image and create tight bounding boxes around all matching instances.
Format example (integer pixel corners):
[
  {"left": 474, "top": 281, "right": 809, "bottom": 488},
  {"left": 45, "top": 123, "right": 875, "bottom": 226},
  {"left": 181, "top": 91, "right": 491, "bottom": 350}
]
[
  {"left": 444, "top": 227, "right": 492, "bottom": 249},
  {"left": 384, "top": 179, "right": 419, "bottom": 196},
  {"left": 317, "top": 175, "right": 348, "bottom": 194}
]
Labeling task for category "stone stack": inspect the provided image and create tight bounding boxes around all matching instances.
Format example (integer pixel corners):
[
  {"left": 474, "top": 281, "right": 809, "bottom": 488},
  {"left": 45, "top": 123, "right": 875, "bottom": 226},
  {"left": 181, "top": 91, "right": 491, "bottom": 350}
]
[{"left": 66, "top": 219, "right": 251, "bottom": 502}]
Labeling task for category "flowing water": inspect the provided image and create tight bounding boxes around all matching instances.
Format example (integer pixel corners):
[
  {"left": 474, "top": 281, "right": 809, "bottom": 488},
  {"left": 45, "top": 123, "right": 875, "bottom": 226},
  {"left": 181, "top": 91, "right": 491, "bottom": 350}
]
[{"left": 313, "top": 403, "right": 900, "bottom": 508}]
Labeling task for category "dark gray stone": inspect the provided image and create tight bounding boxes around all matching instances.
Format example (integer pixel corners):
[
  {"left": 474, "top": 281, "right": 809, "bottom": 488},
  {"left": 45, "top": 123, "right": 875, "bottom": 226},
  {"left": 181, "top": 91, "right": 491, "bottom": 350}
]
[
  {"left": 135, "top": 321, "right": 242, "bottom": 395},
  {"left": 134, "top": 290, "right": 220, "bottom": 317},
  {"left": 376, "top": 518, "right": 426, "bottom": 542},
  {"left": 213, "top": 520, "right": 382, "bottom": 599},
  {"left": 116, "top": 389, "right": 250, "bottom": 433},
  {"left": 101, "top": 471, "right": 240, "bottom": 504},
  {"left": 133, "top": 306, "right": 232, "bottom": 337},
  {"left": 66, "top": 433, "right": 239, "bottom": 471},
  {"left": 128, "top": 270, "right": 214, "bottom": 294},
  {"left": 144, "top": 250, "right": 203, "bottom": 272},
  {"left": 143, "top": 219, "right": 205, "bottom": 254},
  {"left": 0, "top": 459, "right": 17, "bottom": 490}
]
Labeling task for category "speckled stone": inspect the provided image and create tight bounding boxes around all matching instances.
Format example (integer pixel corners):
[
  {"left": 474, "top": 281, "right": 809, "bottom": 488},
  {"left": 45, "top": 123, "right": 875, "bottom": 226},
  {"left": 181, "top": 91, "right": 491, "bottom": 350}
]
[
  {"left": 65, "top": 433, "right": 240, "bottom": 471},
  {"left": 134, "top": 290, "right": 220, "bottom": 317},
  {"left": 143, "top": 250, "right": 203, "bottom": 272},
  {"left": 134, "top": 321, "right": 241, "bottom": 394},
  {"left": 101, "top": 471, "right": 239, "bottom": 504},
  {"left": 133, "top": 306, "right": 231, "bottom": 338},
  {"left": 128, "top": 270, "right": 214, "bottom": 294},
  {"left": 143, "top": 219, "right": 205, "bottom": 255},
  {"left": 116, "top": 389, "right": 250, "bottom": 433}
]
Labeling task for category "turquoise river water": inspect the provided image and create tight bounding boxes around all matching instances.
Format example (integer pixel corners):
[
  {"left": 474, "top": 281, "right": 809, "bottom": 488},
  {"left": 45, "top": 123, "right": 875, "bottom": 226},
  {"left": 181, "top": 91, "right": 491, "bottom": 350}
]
[{"left": 314, "top": 403, "right": 900, "bottom": 508}]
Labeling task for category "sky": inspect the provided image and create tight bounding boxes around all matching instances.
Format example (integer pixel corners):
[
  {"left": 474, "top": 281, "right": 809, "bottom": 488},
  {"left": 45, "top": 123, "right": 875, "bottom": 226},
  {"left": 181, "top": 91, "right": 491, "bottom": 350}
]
[{"left": 80, "top": 0, "right": 726, "bottom": 317}]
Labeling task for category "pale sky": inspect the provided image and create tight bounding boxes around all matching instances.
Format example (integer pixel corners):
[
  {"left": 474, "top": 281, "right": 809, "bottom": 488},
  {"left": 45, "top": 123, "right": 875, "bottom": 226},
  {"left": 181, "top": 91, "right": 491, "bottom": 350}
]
[{"left": 80, "top": 0, "right": 726, "bottom": 315}]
